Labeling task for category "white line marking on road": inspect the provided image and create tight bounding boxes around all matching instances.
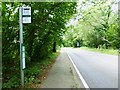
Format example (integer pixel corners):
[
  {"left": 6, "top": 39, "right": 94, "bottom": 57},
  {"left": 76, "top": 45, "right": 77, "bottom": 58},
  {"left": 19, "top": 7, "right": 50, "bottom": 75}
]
[{"left": 67, "top": 52, "right": 90, "bottom": 89}]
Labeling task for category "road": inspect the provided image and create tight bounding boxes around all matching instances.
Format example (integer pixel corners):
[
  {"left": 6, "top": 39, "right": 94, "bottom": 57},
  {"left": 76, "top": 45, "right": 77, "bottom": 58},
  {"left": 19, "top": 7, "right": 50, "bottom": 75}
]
[{"left": 65, "top": 48, "right": 118, "bottom": 88}]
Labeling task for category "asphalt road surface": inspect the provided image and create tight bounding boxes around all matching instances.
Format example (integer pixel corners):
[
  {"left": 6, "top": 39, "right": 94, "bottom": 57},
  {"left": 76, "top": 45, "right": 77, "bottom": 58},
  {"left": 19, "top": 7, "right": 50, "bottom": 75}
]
[{"left": 65, "top": 48, "right": 118, "bottom": 88}]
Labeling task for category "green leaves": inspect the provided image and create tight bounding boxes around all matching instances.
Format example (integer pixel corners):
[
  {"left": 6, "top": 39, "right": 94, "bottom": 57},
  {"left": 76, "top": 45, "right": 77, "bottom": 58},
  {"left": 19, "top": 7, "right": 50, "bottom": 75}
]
[
  {"left": 63, "top": 0, "right": 119, "bottom": 49},
  {"left": 2, "top": 2, "right": 77, "bottom": 88}
]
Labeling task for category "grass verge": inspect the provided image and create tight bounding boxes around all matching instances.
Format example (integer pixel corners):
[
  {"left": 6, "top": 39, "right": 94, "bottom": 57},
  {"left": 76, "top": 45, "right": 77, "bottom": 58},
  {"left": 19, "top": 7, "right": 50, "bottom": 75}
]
[
  {"left": 2, "top": 52, "right": 60, "bottom": 89},
  {"left": 80, "top": 47, "right": 118, "bottom": 55},
  {"left": 24, "top": 52, "right": 60, "bottom": 88}
]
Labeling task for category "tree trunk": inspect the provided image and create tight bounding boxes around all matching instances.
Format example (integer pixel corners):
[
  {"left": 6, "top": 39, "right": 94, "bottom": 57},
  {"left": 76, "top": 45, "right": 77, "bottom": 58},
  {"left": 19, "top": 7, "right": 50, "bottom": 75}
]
[{"left": 53, "top": 41, "right": 56, "bottom": 52}]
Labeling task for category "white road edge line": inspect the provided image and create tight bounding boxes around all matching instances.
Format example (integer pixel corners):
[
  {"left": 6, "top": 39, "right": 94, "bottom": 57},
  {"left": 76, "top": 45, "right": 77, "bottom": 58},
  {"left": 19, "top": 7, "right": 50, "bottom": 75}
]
[{"left": 67, "top": 52, "right": 90, "bottom": 89}]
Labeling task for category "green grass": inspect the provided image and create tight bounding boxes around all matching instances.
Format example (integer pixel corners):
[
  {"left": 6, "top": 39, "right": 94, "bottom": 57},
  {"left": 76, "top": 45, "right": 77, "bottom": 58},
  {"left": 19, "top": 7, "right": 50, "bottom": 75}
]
[{"left": 80, "top": 47, "right": 118, "bottom": 55}]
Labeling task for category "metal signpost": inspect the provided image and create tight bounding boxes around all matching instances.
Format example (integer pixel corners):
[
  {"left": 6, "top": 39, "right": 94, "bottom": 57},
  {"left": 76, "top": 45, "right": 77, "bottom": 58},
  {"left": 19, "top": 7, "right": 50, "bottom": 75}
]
[{"left": 19, "top": 7, "right": 31, "bottom": 87}]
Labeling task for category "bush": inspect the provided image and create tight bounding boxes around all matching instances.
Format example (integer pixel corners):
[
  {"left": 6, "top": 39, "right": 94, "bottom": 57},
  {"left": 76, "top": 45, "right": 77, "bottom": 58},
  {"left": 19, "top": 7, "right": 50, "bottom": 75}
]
[{"left": 2, "top": 76, "right": 20, "bottom": 88}]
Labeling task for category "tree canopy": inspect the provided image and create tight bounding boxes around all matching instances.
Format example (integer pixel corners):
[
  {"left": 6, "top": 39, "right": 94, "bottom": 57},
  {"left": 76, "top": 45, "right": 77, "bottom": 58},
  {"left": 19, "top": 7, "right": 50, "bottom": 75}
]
[{"left": 63, "top": 0, "right": 119, "bottom": 49}]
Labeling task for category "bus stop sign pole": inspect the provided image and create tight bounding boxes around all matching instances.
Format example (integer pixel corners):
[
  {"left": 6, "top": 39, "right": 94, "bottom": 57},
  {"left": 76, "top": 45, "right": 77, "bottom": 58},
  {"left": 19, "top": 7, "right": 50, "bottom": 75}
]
[
  {"left": 19, "top": 7, "right": 24, "bottom": 87},
  {"left": 19, "top": 7, "right": 31, "bottom": 87}
]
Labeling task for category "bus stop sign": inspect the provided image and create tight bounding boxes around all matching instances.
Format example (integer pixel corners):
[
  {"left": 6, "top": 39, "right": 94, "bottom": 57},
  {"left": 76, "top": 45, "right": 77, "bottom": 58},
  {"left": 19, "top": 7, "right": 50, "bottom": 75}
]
[{"left": 22, "top": 7, "right": 31, "bottom": 23}]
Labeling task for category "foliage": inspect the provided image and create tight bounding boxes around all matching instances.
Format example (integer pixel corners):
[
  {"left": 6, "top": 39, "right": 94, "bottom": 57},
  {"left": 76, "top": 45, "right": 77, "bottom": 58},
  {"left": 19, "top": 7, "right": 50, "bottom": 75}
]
[
  {"left": 24, "top": 52, "right": 59, "bottom": 86},
  {"left": 2, "top": 75, "right": 19, "bottom": 88},
  {"left": 63, "top": 0, "right": 119, "bottom": 49},
  {"left": 2, "top": 2, "right": 76, "bottom": 88}
]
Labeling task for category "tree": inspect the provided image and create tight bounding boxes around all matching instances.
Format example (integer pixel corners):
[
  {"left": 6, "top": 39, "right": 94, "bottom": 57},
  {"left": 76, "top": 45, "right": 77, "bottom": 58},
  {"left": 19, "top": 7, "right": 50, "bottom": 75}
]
[
  {"left": 63, "top": 0, "right": 119, "bottom": 49},
  {"left": 2, "top": 2, "right": 77, "bottom": 88}
]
